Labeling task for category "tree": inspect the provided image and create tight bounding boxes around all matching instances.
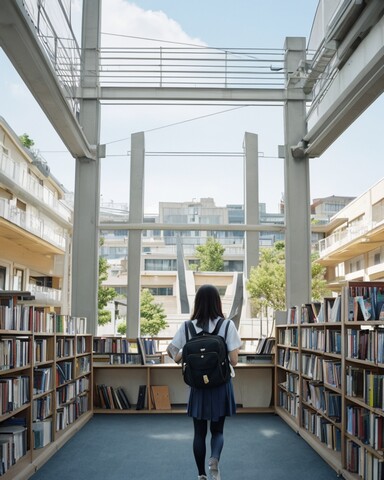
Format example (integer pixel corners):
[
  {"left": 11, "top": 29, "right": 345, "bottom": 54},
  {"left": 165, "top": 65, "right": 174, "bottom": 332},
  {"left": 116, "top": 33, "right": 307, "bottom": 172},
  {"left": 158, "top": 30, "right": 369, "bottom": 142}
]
[
  {"left": 98, "top": 239, "right": 117, "bottom": 326},
  {"left": 19, "top": 133, "right": 35, "bottom": 149},
  {"left": 117, "top": 288, "right": 168, "bottom": 336},
  {"left": 194, "top": 237, "right": 225, "bottom": 271},
  {"left": 246, "top": 241, "right": 330, "bottom": 314}
]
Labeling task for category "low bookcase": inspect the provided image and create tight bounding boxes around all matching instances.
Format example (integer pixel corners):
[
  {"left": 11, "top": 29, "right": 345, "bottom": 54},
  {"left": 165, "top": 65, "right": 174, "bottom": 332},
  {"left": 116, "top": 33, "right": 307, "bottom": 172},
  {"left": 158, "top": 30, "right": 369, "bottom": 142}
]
[{"left": 93, "top": 336, "right": 274, "bottom": 414}]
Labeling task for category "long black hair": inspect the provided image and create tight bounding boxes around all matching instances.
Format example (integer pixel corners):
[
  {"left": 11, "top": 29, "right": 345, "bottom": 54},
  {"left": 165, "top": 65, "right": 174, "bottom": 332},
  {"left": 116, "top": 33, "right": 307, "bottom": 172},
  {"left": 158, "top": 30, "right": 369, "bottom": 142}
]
[{"left": 190, "top": 284, "right": 224, "bottom": 330}]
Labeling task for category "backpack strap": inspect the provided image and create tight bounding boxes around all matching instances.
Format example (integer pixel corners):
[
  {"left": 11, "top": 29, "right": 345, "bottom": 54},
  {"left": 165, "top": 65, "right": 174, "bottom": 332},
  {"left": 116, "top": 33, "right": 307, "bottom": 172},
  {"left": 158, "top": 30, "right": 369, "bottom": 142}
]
[
  {"left": 185, "top": 317, "right": 230, "bottom": 339},
  {"left": 211, "top": 317, "right": 230, "bottom": 339},
  {"left": 185, "top": 320, "right": 197, "bottom": 341}
]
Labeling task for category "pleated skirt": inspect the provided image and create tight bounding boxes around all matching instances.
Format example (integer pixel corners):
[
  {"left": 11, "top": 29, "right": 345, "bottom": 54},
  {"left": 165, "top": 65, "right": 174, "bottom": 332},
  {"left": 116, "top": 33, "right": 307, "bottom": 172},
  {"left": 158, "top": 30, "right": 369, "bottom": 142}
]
[{"left": 187, "top": 380, "right": 236, "bottom": 421}]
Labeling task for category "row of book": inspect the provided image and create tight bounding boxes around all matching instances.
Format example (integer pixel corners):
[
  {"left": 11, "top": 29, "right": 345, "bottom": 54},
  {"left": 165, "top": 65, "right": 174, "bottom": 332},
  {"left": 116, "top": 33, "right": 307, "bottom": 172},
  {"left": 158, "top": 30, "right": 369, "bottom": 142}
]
[
  {"left": 56, "top": 399, "right": 87, "bottom": 432},
  {"left": 96, "top": 384, "right": 131, "bottom": 410},
  {"left": 277, "top": 348, "right": 298, "bottom": 371},
  {"left": 33, "top": 419, "right": 52, "bottom": 449},
  {"left": 278, "top": 328, "right": 298, "bottom": 347},
  {"left": 302, "top": 408, "right": 341, "bottom": 451},
  {"left": 302, "top": 380, "right": 341, "bottom": 420},
  {"left": 0, "top": 421, "right": 27, "bottom": 475},
  {"left": 75, "top": 356, "right": 91, "bottom": 376},
  {"left": 255, "top": 337, "right": 275, "bottom": 354},
  {"left": 34, "top": 367, "right": 52, "bottom": 394},
  {"left": 346, "top": 439, "right": 384, "bottom": 479},
  {"left": 348, "top": 285, "right": 384, "bottom": 322},
  {"left": 56, "top": 315, "right": 87, "bottom": 335},
  {"left": 346, "top": 328, "right": 384, "bottom": 363},
  {"left": 0, "top": 300, "right": 88, "bottom": 334},
  {"left": 56, "top": 337, "right": 74, "bottom": 358},
  {"left": 108, "top": 353, "right": 142, "bottom": 365},
  {"left": 346, "top": 367, "right": 384, "bottom": 409},
  {"left": 93, "top": 337, "right": 133, "bottom": 354},
  {"left": 286, "top": 298, "right": 341, "bottom": 325},
  {"left": 0, "top": 337, "right": 30, "bottom": 370},
  {"left": 56, "top": 382, "right": 76, "bottom": 406},
  {"left": 301, "top": 329, "right": 325, "bottom": 351},
  {"left": 346, "top": 405, "right": 384, "bottom": 450},
  {"left": 34, "top": 338, "right": 50, "bottom": 363},
  {"left": 278, "top": 389, "right": 298, "bottom": 418},
  {"left": 0, "top": 375, "right": 30, "bottom": 415},
  {"left": 56, "top": 361, "right": 73, "bottom": 385},
  {"left": 302, "top": 354, "right": 323, "bottom": 381},
  {"left": 33, "top": 394, "right": 52, "bottom": 421}
]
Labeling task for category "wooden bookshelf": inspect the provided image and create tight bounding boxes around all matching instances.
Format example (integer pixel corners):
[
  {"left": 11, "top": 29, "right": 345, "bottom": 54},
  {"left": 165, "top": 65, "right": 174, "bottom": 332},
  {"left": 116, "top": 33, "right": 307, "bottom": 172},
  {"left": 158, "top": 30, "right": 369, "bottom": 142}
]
[
  {"left": 93, "top": 335, "right": 275, "bottom": 414},
  {"left": 275, "top": 281, "right": 384, "bottom": 480},
  {"left": 0, "top": 291, "right": 93, "bottom": 479}
]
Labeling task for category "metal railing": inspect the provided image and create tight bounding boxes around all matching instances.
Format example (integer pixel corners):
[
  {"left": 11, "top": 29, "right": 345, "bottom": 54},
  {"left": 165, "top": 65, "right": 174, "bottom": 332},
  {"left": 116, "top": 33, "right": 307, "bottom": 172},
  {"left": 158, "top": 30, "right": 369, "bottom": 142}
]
[
  {"left": 0, "top": 198, "right": 66, "bottom": 250},
  {"left": 98, "top": 47, "right": 286, "bottom": 89},
  {"left": 28, "top": 284, "right": 62, "bottom": 303},
  {"left": 22, "top": 0, "right": 81, "bottom": 115},
  {"left": 0, "top": 152, "right": 72, "bottom": 223},
  {"left": 318, "top": 220, "right": 384, "bottom": 256}
]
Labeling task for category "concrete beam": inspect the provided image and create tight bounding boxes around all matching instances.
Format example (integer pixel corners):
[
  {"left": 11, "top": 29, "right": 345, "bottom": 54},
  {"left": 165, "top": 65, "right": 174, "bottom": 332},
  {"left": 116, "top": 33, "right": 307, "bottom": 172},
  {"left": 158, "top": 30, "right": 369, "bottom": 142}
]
[
  {"left": 80, "top": 86, "right": 309, "bottom": 103},
  {"left": 99, "top": 222, "right": 285, "bottom": 232},
  {"left": 305, "top": 14, "right": 384, "bottom": 157},
  {"left": 0, "top": 0, "right": 94, "bottom": 159}
]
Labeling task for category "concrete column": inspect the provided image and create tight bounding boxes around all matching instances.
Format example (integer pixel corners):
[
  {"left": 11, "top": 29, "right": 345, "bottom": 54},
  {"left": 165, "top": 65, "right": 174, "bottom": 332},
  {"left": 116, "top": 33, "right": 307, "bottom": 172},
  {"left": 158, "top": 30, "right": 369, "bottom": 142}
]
[
  {"left": 243, "top": 132, "right": 259, "bottom": 278},
  {"left": 126, "top": 132, "right": 145, "bottom": 338},
  {"left": 284, "top": 37, "right": 311, "bottom": 308},
  {"left": 71, "top": 0, "right": 101, "bottom": 334}
]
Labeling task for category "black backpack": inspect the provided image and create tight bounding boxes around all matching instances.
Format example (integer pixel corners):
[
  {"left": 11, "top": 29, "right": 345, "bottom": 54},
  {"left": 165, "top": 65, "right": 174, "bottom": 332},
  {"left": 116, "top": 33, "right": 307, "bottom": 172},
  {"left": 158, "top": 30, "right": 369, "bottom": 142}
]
[{"left": 182, "top": 317, "right": 231, "bottom": 389}]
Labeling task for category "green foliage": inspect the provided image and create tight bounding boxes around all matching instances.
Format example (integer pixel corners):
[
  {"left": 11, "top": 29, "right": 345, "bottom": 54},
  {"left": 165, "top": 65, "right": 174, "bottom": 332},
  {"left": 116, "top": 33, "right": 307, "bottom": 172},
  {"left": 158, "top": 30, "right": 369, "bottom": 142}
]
[
  {"left": 19, "top": 133, "right": 35, "bottom": 149},
  {"left": 98, "top": 238, "right": 117, "bottom": 326},
  {"left": 195, "top": 237, "right": 225, "bottom": 271},
  {"left": 246, "top": 241, "right": 331, "bottom": 313},
  {"left": 140, "top": 288, "right": 168, "bottom": 336},
  {"left": 117, "top": 288, "right": 168, "bottom": 336}
]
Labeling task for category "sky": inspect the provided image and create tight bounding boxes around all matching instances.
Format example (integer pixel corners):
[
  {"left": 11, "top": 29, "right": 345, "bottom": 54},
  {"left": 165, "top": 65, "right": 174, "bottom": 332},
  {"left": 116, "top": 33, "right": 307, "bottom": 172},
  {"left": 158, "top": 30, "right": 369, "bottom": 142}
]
[{"left": 1, "top": 0, "right": 383, "bottom": 214}]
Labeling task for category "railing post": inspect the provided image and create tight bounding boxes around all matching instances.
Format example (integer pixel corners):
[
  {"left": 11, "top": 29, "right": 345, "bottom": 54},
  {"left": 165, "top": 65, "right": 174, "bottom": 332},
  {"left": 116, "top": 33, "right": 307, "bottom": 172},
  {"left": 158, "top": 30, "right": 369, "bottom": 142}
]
[
  {"left": 224, "top": 50, "right": 228, "bottom": 88},
  {"left": 159, "top": 46, "right": 162, "bottom": 87}
]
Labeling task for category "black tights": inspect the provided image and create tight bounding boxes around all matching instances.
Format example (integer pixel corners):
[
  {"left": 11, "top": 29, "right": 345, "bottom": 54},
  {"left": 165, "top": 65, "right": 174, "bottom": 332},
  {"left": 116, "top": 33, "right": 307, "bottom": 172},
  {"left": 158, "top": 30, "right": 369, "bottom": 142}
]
[{"left": 193, "top": 417, "right": 225, "bottom": 476}]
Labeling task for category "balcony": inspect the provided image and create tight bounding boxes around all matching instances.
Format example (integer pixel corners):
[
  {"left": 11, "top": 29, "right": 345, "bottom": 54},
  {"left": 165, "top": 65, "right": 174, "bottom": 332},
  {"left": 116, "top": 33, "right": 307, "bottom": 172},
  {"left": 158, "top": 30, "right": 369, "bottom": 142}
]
[
  {"left": 318, "top": 219, "right": 384, "bottom": 266},
  {"left": 0, "top": 198, "right": 66, "bottom": 252},
  {"left": 0, "top": 152, "right": 72, "bottom": 223},
  {"left": 28, "top": 284, "right": 62, "bottom": 305}
]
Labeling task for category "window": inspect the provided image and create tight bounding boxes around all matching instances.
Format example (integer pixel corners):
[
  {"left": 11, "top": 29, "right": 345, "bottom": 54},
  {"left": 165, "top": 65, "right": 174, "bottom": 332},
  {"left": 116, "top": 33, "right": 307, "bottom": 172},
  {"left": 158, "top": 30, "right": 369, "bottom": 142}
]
[
  {"left": 374, "top": 253, "right": 381, "bottom": 265},
  {"left": 146, "top": 287, "right": 173, "bottom": 296},
  {"left": 0, "top": 267, "right": 6, "bottom": 290},
  {"left": 144, "top": 259, "right": 177, "bottom": 271},
  {"left": 13, "top": 268, "right": 24, "bottom": 291}
]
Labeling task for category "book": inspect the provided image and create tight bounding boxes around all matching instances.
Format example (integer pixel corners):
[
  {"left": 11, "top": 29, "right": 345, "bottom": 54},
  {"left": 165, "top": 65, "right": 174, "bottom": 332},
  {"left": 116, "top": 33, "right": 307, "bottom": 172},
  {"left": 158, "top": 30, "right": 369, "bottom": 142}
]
[
  {"left": 136, "top": 384, "right": 147, "bottom": 410},
  {"left": 150, "top": 385, "right": 171, "bottom": 410}
]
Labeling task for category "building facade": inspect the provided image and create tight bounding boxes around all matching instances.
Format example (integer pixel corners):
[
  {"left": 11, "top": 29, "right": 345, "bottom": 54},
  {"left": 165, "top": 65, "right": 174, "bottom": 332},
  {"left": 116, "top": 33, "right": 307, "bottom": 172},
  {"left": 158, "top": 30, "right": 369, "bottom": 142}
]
[
  {"left": 316, "top": 180, "right": 384, "bottom": 291},
  {"left": 0, "top": 116, "right": 72, "bottom": 311}
]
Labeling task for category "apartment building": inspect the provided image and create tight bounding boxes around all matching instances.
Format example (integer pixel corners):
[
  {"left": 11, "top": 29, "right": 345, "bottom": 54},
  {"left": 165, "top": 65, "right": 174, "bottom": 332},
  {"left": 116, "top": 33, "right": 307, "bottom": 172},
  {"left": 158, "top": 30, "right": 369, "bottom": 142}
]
[
  {"left": 317, "top": 179, "right": 384, "bottom": 291},
  {"left": 0, "top": 116, "right": 72, "bottom": 311}
]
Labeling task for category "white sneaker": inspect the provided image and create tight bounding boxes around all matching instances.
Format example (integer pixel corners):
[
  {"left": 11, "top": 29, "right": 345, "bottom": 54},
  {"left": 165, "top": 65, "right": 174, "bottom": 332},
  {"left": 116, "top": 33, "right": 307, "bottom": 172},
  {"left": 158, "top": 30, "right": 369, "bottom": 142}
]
[
  {"left": 198, "top": 476, "right": 208, "bottom": 480},
  {"left": 208, "top": 458, "right": 220, "bottom": 480}
]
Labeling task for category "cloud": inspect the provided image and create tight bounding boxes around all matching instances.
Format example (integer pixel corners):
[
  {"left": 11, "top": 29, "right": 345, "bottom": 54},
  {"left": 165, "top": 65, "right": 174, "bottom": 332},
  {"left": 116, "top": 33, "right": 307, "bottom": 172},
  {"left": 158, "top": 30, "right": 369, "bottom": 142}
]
[{"left": 101, "top": 0, "right": 205, "bottom": 47}]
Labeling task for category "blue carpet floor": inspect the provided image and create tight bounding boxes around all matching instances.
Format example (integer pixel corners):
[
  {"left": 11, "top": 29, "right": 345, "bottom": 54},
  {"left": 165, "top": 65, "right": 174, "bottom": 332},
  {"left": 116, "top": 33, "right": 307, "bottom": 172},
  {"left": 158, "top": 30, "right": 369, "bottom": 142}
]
[{"left": 30, "top": 413, "right": 338, "bottom": 480}]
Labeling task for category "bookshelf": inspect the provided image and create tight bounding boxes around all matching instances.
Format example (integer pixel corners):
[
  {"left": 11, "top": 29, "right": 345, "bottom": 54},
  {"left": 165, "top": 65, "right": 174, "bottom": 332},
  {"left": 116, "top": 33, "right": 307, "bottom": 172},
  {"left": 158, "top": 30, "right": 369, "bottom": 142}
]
[
  {"left": 0, "top": 291, "right": 93, "bottom": 479},
  {"left": 93, "top": 336, "right": 275, "bottom": 414},
  {"left": 275, "top": 281, "right": 384, "bottom": 480}
]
